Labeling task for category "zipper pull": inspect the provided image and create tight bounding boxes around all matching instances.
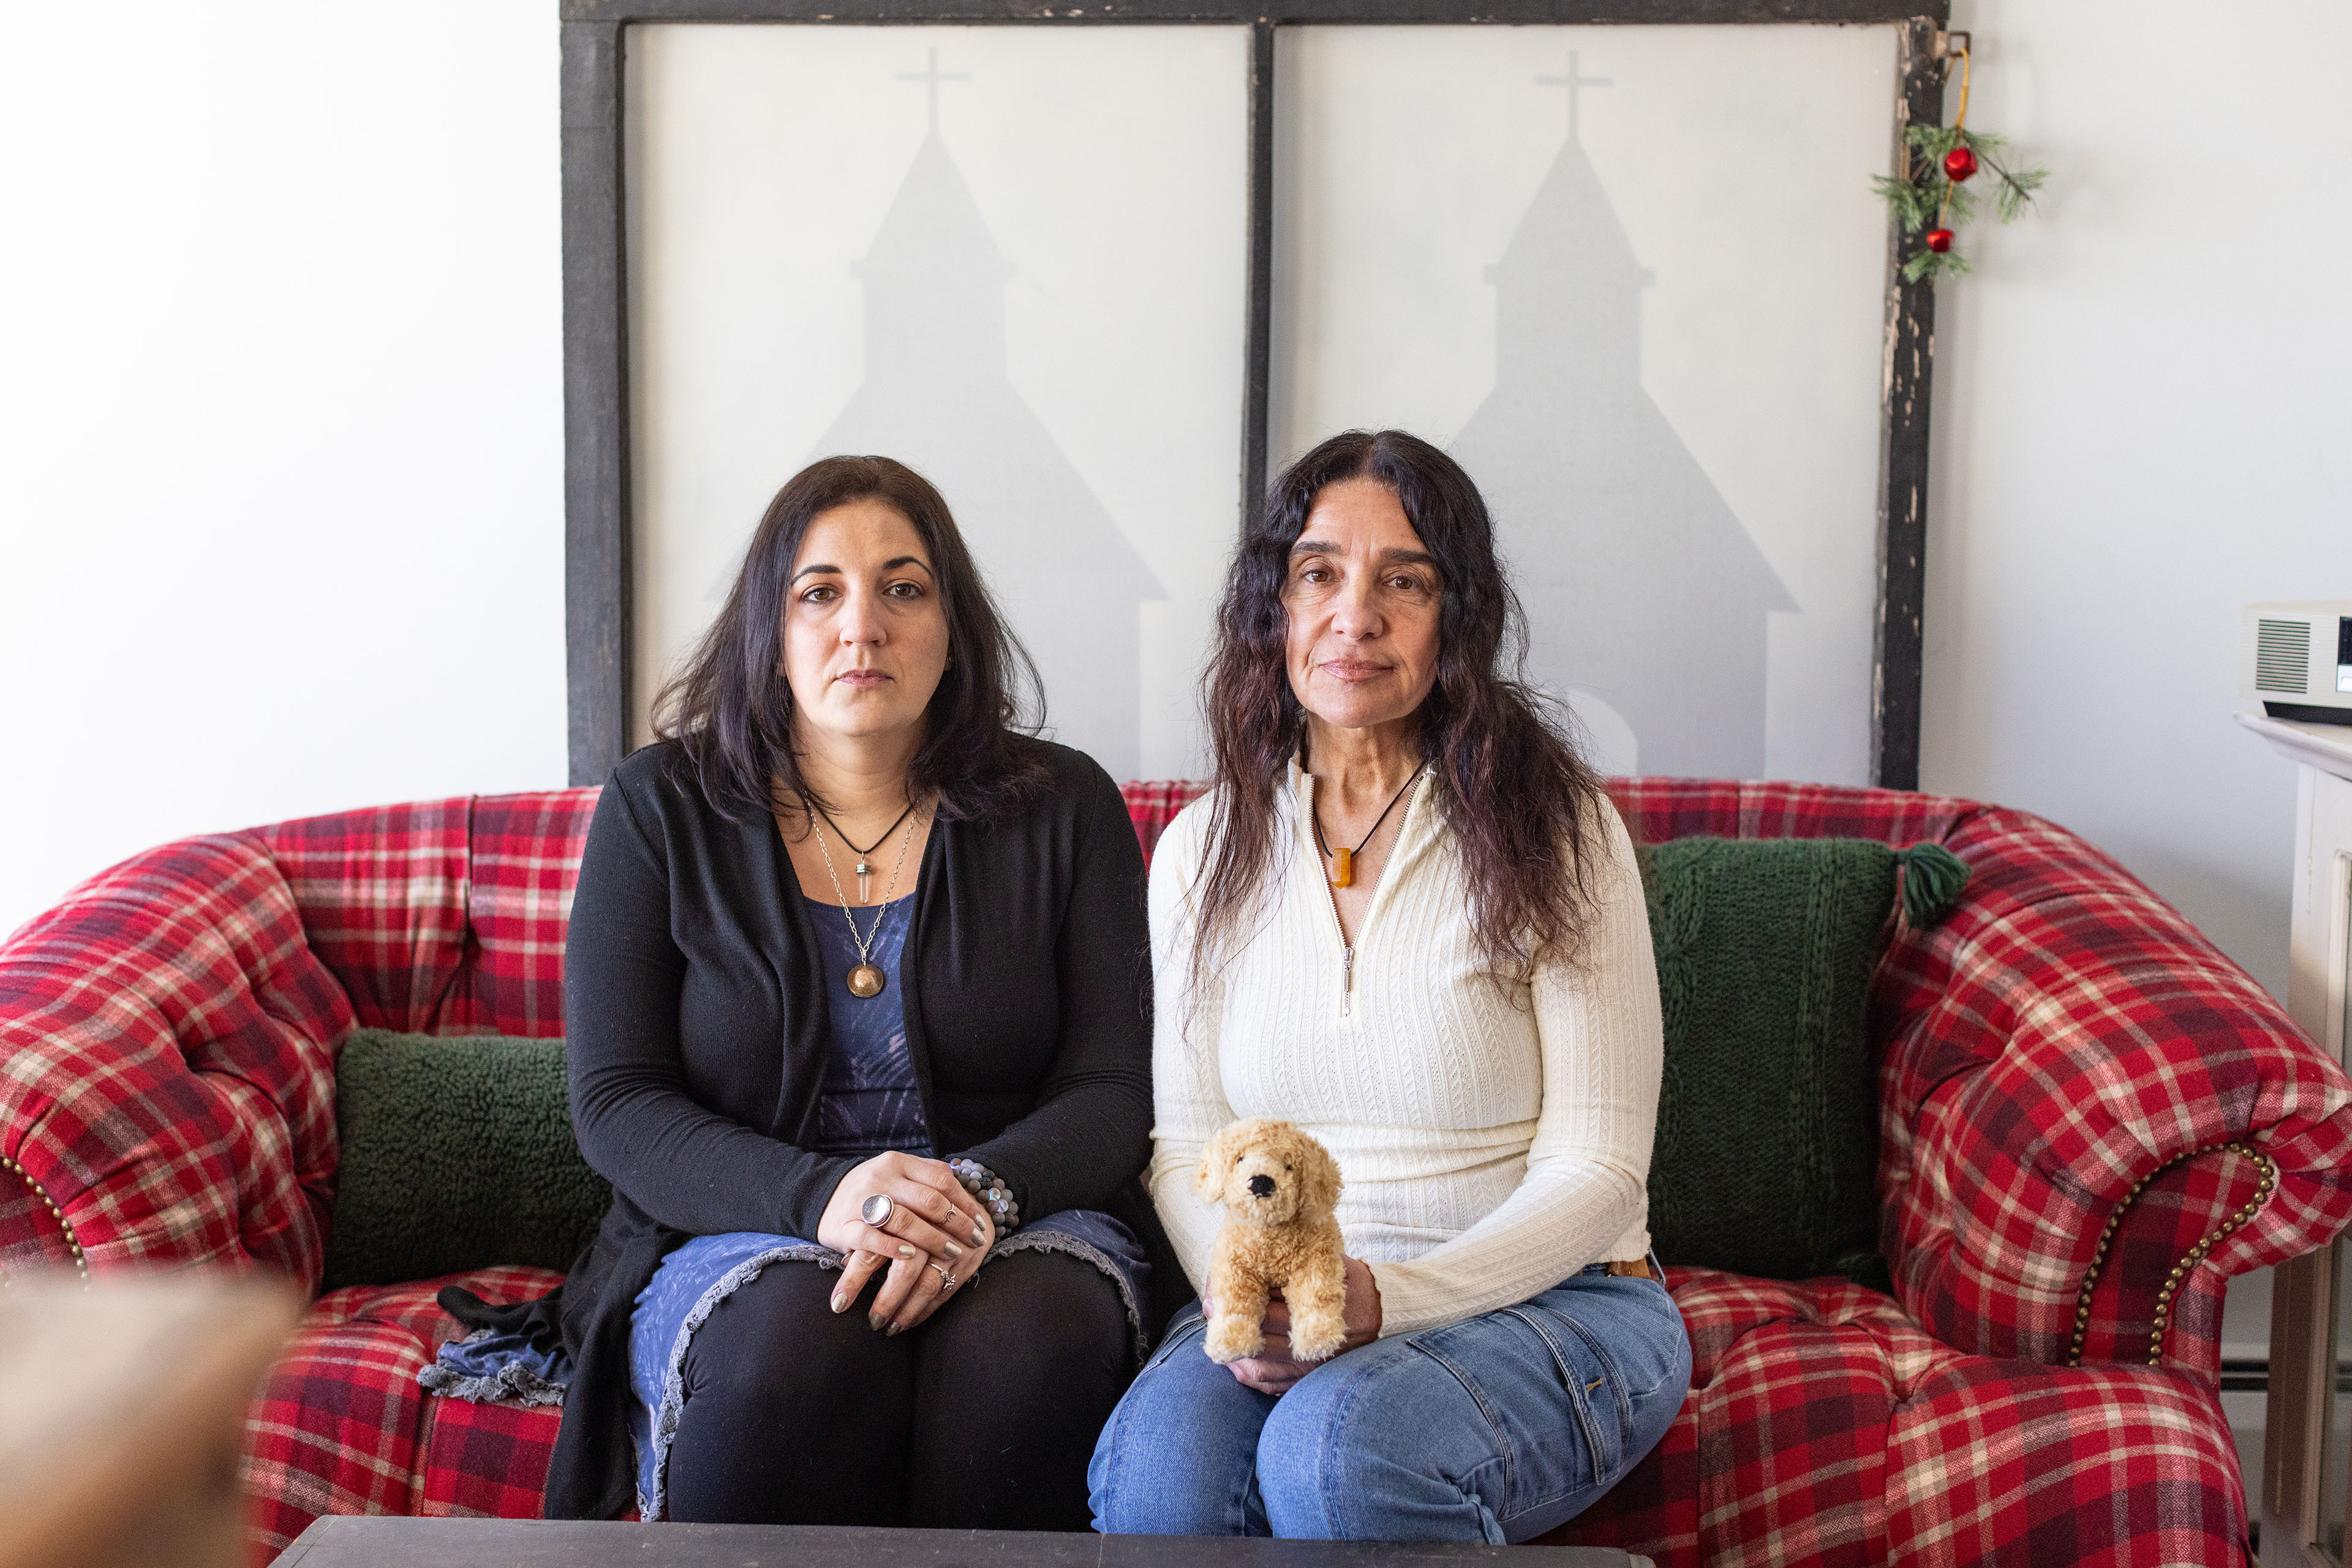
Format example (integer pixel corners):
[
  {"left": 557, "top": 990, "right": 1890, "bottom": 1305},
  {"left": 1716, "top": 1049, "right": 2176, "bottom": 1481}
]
[{"left": 1341, "top": 944, "right": 1355, "bottom": 1014}]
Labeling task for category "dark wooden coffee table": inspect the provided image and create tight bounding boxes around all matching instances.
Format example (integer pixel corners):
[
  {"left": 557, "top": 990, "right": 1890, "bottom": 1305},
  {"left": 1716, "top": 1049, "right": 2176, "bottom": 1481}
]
[{"left": 276, "top": 1518, "right": 1652, "bottom": 1566}]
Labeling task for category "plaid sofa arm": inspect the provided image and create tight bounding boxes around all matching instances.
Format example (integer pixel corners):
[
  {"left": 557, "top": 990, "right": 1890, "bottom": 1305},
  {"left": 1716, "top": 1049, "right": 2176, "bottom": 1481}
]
[
  {"left": 1608, "top": 777, "right": 2352, "bottom": 1375},
  {"left": 0, "top": 787, "right": 595, "bottom": 1290},
  {"left": 1874, "top": 802, "right": 2352, "bottom": 1373},
  {"left": 0, "top": 834, "right": 350, "bottom": 1286}
]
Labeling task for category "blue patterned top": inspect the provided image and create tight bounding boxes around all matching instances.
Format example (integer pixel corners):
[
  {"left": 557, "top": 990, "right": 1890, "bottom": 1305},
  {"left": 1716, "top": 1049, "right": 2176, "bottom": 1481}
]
[{"left": 805, "top": 892, "right": 931, "bottom": 1160}]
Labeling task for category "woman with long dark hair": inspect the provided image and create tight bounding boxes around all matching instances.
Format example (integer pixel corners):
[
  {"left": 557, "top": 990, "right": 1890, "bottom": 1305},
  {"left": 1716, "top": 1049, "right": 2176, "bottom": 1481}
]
[
  {"left": 1088, "top": 431, "right": 1690, "bottom": 1541},
  {"left": 512, "top": 456, "right": 1176, "bottom": 1527}
]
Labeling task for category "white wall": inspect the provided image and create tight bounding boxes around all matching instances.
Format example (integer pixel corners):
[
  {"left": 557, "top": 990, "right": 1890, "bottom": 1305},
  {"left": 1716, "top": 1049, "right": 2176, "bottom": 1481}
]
[
  {"left": 1926, "top": 0, "right": 2352, "bottom": 1002},
  {"left": 0, "top": 4, "right": 566, "bottom": 942}
]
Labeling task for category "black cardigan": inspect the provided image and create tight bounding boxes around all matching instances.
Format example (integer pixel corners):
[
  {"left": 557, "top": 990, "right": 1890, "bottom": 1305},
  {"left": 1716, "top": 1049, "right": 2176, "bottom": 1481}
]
[{"left": 538, "top": 736, "right": 1175, "bottom": 1518}]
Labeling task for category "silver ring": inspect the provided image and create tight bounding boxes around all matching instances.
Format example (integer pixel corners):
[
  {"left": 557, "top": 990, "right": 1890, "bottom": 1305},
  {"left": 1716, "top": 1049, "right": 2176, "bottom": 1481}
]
[
  {"left": 861, "top": 1194, "right": 895, "bottom": 1228},
  {"left": 930, "top": 1262, "right": 957, "bottom": 1293}
]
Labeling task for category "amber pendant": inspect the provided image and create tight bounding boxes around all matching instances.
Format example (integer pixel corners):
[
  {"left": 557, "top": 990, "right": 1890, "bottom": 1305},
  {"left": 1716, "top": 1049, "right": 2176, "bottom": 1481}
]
[
  {"left": 846, "top": 963, "right": 886, "bottom": 998},
  {"left": 1330, "top": 847, "right": 1355, "bottom": 888}
]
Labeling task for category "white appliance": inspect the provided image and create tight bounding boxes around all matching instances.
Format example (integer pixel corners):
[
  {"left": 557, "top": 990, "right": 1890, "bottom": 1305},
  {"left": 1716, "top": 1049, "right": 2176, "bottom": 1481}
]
[{"left": 2243, "top": 601, "right": 2352, "bottom": 725}]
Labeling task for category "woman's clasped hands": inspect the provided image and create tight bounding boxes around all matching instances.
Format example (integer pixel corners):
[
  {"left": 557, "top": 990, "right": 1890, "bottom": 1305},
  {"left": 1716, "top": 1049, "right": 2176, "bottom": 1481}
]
[
  {"left": 816, "top": 1150, "right": 996, "bottom": 1335},
  {"left": 1206, "top": 1256, "right": 1383, "bottom": 1395}
]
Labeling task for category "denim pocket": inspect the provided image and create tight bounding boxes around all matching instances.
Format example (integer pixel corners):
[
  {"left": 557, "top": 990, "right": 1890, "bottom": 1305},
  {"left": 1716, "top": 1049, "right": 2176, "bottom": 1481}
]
[
  {"left": 1499, "top": 1304, "right": 1627, "bottom": 1485},
  {"left": 1544, "top": 1276, "right": 1684, "bottom": 1389},
  {"left": 1145, "top": 1306, "right": 1207, "bottom": 1373}
]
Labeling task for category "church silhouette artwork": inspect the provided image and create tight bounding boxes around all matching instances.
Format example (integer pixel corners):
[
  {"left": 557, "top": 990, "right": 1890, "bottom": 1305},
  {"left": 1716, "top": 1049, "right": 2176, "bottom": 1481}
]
[
  {"left": 810, "top": 55, "right": 1161, "bottom": 782},
  {"left": 1449, "top": 64, "right": 1792, "bottom": 780}
]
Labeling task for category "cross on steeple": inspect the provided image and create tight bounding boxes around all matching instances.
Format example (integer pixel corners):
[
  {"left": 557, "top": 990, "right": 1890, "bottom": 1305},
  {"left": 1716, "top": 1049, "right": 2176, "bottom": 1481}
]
[
  {"left": 1537, "top": 51, "right": 1611, "bottom": 141},
  {"left": 897, "top": 47, "right": 971, "bottom": 134}
]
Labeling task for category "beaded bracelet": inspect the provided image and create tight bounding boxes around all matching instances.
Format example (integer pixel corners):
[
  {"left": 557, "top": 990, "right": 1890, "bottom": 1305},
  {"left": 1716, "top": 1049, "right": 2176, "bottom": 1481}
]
[{"left": 947, "top": 1157, "right": 1021, "bottom": 1237}]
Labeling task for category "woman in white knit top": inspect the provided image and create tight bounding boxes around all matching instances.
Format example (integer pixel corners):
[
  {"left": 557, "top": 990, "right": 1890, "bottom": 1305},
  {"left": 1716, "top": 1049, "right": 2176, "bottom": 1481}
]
[{"left": 1088, "top": 431, "right": 1691, "bottom": 1543}]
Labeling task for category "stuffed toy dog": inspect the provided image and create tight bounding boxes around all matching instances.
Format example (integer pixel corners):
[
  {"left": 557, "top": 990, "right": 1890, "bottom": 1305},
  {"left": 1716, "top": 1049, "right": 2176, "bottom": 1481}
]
[{"left": 1196, "top": 1117, "right": 1349, "bottom": 1364}]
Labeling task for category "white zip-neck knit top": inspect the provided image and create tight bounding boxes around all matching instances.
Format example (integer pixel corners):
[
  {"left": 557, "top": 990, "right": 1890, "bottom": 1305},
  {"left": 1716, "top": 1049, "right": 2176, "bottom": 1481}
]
[{"left": 1145, "top": 758, "right": 1664, "bottom": 1338}]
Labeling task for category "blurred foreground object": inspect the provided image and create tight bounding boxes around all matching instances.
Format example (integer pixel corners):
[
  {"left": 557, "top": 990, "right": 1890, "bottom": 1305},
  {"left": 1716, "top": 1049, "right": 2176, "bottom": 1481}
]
[{"left": 0, "top": 1272, "right": 301, "bottom": 1568}]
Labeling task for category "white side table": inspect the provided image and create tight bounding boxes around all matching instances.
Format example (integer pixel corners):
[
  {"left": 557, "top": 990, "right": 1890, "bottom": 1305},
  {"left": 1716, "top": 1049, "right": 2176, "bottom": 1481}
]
[{"left": 2241, "top": 710, "right": 2352, "bottom": 1567}]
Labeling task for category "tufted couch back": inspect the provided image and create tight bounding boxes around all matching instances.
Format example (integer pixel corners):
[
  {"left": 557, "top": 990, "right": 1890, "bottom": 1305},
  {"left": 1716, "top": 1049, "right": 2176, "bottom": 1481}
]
[
  {"left": 0, "top": 792, "right": 592, "bottom": 1291},
  {"left": 4, "top": 775, "right": 2346, "bottom": 1386}
]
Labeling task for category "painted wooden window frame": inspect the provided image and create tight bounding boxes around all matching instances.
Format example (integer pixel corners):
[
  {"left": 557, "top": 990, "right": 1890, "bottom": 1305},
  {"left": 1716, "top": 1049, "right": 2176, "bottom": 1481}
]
[{"left": 558, "top": 0, "right": 1951, "bottom": 789}]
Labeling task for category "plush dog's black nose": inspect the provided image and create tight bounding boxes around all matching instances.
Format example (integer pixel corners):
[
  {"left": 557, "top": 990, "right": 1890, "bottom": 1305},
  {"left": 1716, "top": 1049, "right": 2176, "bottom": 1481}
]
[{"left": 1248, "top": 1174, "right": 1276, "bottom": 1197}]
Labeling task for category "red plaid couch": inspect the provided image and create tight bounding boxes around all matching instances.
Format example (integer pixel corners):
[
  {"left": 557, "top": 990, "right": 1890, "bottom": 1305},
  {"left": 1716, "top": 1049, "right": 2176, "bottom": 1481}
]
[{"left": 3, "top": 778, "right": 2347, "bottom": 1566}]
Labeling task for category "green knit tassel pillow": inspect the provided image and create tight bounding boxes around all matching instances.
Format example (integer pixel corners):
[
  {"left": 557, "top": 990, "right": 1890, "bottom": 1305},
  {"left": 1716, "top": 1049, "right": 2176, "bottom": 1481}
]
[{"left": 1637, "top": 837, "right": 1967, "bottom": 1286}]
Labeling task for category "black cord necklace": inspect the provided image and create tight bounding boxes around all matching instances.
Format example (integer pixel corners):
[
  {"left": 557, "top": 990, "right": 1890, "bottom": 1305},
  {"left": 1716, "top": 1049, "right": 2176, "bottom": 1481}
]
[
  {"left": 1313, "top": 764, "right": 1426, "bottom": 889},
  {"left": 812, "top": 797, "right": 918, "bottom": 903}
]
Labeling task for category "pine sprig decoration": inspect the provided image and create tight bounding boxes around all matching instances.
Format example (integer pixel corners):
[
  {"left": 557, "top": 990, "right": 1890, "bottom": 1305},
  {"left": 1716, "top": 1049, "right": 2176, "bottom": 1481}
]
[
  {"left": 1872, "top": 42, "right": 2048, "bottom": 284},
  {"left": 1870, "top": 160, "right": 1938, "bottom": 235}
]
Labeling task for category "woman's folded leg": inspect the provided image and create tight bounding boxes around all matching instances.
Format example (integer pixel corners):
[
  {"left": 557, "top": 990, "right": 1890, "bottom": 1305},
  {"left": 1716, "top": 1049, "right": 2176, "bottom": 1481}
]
[
  {"left": 908, "top": 1247, "right": 1136, "bottom": 1531},
  {"left": 1254, "top": 1270, "right": 1690, "bottom": 1544},
  {"left": 1088, "top": 1303, "right": 1280, "bottom": 1536}
]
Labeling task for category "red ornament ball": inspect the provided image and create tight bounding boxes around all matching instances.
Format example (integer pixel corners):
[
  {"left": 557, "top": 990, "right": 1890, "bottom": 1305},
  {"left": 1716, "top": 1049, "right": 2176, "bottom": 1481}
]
[
  {"left": 1942, "top": 146, "right": 1979, "bottom": 181},
  {"left": 1924, "top": 228, "right": 1954, "bottom": 254}
]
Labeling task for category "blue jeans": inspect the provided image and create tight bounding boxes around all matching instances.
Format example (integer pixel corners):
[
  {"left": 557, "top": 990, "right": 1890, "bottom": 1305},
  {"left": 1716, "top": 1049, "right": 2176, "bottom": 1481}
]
[{"left": 1088, "top": 1255, "right": 1690, "bottom": 1543}]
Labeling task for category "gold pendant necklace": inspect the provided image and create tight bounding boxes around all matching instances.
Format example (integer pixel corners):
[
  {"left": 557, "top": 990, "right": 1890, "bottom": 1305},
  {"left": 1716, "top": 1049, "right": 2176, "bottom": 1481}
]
[
  {"left": 809, "top": 802, "right": 922, "bottom": 997},
  {"left": 1313, "top": 764, "right": 1427, "bottom": 889}
]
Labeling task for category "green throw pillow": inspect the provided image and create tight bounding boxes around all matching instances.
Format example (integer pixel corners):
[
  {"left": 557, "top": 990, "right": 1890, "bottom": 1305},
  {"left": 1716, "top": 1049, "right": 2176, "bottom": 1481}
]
[
  {"left": 1637, "top": 836, "right": 1963, "bottom": 1287},
  {"left": 323, "top": 1028, "right": 610, "bottom": 1291}
]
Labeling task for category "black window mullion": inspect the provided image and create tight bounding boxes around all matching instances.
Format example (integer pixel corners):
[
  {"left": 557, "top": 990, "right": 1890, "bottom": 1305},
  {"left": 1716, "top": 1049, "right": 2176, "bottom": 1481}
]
[{"left": 1240, "top": 19, "right": 1276, "bottom": 537}]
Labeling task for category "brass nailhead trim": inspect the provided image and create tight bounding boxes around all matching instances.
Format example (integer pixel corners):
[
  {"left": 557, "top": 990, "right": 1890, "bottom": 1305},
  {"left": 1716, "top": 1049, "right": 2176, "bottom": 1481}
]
[
  {"left": 0, "top": 1153, "right": 91, "bottom": 1288},
  {"left": 2065, "top": 1139, "right": 2278, "bottom": 1368}
]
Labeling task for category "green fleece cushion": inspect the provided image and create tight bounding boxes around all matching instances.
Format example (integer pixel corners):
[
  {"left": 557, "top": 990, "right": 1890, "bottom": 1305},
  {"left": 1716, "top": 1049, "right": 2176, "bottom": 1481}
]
[
  {"left": 323, "top": 1028, "right": 610, "bottom": 1291},
  {"left": 1639, "top": 837, "right": 1903, "bottom": 1286}
]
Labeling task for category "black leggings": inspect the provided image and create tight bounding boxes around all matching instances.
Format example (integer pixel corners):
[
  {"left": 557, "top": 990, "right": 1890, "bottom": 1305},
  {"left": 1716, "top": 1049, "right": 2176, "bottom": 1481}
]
[{"left": 662, "top": 1246, "right": 1134, "bottom": 1530}]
